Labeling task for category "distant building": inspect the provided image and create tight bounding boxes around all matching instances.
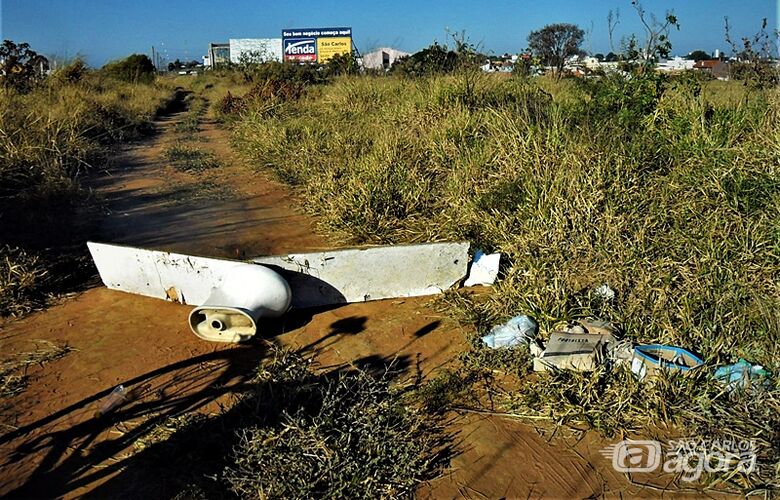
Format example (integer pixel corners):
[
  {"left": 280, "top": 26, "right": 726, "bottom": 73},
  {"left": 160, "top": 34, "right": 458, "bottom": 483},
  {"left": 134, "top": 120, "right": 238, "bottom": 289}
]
[
  {"left": 229, "top": 38, "right": 283, "bottom": 64},
  {"left": 694, "top": 59, "right": 730, "bottom": 79},
  {"left": 480, "top": 60, "right": 495, "bottom": 72},
  {"left": 205, "top": 43, "right": 230, "bottom": 68},
  {"left": 360, "top": 47, "right": 410, "bottom": 70},
  {"left": 582, "top": 56, "right": 602, "bottom": 70},
  {"left": 656, "top": 56, "right": 696, "bottom": 72}
]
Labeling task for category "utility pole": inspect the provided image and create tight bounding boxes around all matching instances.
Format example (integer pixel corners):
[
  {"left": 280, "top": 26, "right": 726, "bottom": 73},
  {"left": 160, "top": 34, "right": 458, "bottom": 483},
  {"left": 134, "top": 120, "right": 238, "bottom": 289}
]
[{"left": 151, "top": 46, "right": 156, "bottom": 70}]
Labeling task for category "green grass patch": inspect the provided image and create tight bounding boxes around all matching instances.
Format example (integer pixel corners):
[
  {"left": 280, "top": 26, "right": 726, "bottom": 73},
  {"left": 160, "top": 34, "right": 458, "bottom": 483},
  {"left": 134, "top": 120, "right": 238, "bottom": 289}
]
[
  {"left": 162, "top": 144, "right": 220, "bottom": 173},
  {"left": 173, "top": 94, "right": 208, "bottom": 139}
]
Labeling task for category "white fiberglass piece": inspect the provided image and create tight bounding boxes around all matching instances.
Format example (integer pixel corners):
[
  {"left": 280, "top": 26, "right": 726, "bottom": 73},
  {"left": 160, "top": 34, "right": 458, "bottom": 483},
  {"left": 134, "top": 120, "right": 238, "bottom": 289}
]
[
  {"left": 87, "top": 241, "right": 472, "bottom": 342},
  {"left": 188, "top": 263, "right": 291, "bottom": 342},
  {"left": 87, "top": 242, "right": 291, "bottom": 342},
  {"left": 252, "top": 242, "right": 470, "bottom": 308}
]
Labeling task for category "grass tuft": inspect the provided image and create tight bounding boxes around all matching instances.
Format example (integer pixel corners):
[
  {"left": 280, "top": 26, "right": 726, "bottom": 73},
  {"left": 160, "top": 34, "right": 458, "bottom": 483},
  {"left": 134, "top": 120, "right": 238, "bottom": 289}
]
[
  {"left": 162, "top": 144, "right": 220, "bottom": 173},
  {"left": 0, "top": 340, "right": 72, "bottom": 399}
]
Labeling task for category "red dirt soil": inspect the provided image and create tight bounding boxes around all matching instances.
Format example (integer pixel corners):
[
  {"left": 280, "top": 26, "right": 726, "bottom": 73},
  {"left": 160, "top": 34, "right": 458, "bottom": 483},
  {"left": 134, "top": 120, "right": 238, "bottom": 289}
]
[{"left": 0, "top": 103, "right": 711, "bottom": 499}]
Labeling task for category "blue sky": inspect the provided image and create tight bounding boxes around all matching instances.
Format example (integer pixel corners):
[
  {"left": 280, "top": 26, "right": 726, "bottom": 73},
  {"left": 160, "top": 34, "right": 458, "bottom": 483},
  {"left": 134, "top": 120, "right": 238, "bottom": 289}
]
[{"left": 1, "top": 0, "right": 777, "bottom": 66}]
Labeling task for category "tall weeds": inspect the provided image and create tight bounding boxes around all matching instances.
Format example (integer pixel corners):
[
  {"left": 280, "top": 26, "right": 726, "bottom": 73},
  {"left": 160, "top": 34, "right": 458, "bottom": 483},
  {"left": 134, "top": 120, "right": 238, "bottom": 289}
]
[
  {"left": 0, "top": 70, "right": 175, "bottom": 316},
  {"left": 231, "top": 71, "right": 780, "bottom": 490}
]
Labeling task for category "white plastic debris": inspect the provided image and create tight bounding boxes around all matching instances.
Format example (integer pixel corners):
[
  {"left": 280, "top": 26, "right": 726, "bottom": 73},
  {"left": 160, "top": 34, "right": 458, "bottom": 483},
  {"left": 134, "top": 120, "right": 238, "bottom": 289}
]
[
  {"left": 464, "top": 250, "right": 501, "bottom": 287},
  {"left": 87, "top": 241, "right": 471, "bottom": 343},
  {"left": 529, "top": 339, "right": 545, "bottom": 357},
  {"left": 481, "top": 315, "right": 538, "bottom": 349},
  {"left": 94, "top": 385, "right": 127, "bottom": 418},
  {"left": 594, "top": 284, "right": 616, "bottom": 301},
  {"left": 188, "top": 263, "right": 292, "bottom": 343},
  {"left": 252, "top": 242, "right": 470, "bottom": 308}
]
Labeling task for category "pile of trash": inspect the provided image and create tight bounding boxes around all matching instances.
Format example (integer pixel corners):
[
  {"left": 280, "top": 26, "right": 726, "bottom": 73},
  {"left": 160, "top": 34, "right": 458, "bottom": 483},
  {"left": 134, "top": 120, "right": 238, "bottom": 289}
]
[{"left": 482, "top": 314, "right": 772, "bottom": 391}]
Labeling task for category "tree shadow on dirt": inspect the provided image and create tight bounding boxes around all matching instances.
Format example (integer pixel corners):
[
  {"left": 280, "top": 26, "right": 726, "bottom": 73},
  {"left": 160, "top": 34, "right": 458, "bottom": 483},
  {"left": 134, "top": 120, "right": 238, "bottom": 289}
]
[
  {"left": 0, "top": 341, "right": 270, "bottom": 498},
  {"left": 2, "top": 330, "right": 449, "bottom": 499}
]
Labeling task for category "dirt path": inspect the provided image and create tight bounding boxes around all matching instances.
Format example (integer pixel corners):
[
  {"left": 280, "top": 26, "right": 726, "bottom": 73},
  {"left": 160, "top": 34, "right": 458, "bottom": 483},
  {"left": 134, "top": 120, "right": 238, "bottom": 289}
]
[{"left": 0, "top": 95, "right": 680, "bottom": 498}]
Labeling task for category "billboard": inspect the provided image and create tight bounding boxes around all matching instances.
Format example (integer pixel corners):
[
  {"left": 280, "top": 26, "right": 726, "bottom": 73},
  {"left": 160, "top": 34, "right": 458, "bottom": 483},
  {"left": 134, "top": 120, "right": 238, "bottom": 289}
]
[
  {"left": 282, "top": 27, "right": 352, "bottom": 64},
  {"left": 229, "top": 39, "right": 283, "bottom": 64}
]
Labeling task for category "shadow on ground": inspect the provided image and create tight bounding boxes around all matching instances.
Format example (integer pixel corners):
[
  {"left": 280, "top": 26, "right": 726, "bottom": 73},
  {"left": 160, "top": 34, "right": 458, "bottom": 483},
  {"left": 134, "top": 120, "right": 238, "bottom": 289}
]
[{"left": 1, "top": 313, "right": 447, "bottom": 499}]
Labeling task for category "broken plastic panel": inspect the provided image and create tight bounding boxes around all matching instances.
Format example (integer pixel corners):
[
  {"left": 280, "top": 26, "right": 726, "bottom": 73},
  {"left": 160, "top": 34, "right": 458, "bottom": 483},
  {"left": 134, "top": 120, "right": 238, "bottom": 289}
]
[
  {"left": 251, "top": 242, "right": 470, "bottom": 308},
  {"left": 87, "top": 241, "right": 471, "bottom": 342},
  {"left": 464, "top": 250, "right": 500, "bottom": 287}
]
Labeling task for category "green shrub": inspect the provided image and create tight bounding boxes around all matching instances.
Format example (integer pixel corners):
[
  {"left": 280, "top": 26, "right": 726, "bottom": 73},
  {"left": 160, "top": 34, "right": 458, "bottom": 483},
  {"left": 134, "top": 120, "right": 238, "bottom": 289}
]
[
  {"left": 391, "top": 43, "right": 462, "bottom": 77},
  {"left": 246, "top": 61, "right": 324, "bottom": 86},
  {"left": 121, "top": 349, "right": 451, "bottom": 498},
  {"left": 223, "top": 351, "right": 449, "bottom": 498},
  {"left": 101, "top": 54, "right": 156, "bottom": 84}
]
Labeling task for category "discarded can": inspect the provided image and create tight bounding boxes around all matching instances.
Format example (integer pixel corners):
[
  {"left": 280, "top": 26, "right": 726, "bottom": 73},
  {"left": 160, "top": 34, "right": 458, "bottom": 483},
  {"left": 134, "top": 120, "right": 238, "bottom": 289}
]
[{"left": 94, "top": 385, "right": 128, "bottom": 418}]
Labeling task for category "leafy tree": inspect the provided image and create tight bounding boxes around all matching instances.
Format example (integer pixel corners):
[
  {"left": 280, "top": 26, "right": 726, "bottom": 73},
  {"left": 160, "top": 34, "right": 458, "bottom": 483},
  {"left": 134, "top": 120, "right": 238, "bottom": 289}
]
[
  {"left": 101, "top": 54, "right": 156, "bottom": 83},
  {"left": 512, "top": 53, "right": 533, "bottom": 77},
  {"left": 0, "top": 40, "right": 49, "bottom": 92},
  {"left": 605, "top": 51, "right": 619, "bottom": 62},
  {"left": 686, "top": 50, "right": 712, "bottom": 60},
  {"left": 594, "top": 53, "right": 605, "bottom": 62},
  {"left": 527, "top": 23, "right": 585, "bottom": 76},
  {"left": 325, "top": 52, "right": 359, "bottom": 76}
]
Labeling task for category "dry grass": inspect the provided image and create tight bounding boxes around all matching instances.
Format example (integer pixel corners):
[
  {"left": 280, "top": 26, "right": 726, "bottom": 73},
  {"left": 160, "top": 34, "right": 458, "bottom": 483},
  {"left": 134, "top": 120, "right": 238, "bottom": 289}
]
[
  {"left": 0, "top": 70, "right": 176, "bottom": 317},
  {"left": 0, "top": 246, "right": 49, "bottom": 317},
  {"left": 0, "top": 340, "right": 72, "bottom": 399},
  {"left": 228, "top": 71, "right": 780, "bottom": 492}
]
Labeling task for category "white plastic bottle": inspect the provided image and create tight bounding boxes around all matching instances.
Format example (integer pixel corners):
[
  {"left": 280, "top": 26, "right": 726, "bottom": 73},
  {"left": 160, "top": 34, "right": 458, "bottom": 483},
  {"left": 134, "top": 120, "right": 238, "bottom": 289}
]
[{"left": 94, "top": 385, "right": 127, "bottom": 418}]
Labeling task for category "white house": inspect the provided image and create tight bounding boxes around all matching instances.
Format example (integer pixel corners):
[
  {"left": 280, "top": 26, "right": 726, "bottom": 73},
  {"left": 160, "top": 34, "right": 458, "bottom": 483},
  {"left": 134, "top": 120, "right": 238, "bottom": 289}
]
[
  {"left": 360, "top": 47, "right": 410, "bottom": 70},
  {"left": 656, "top": 56, "right": 696, "bottom": 72}
]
